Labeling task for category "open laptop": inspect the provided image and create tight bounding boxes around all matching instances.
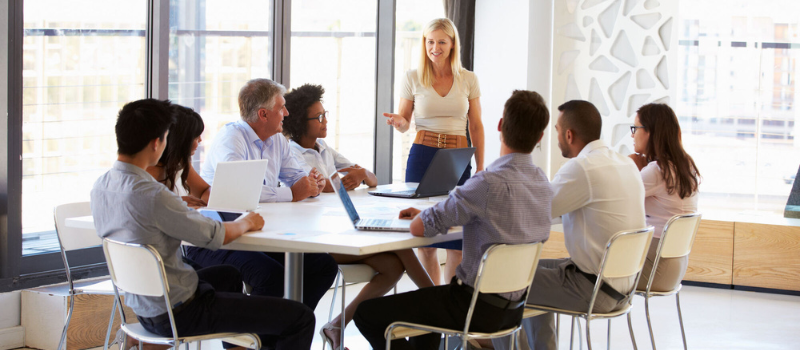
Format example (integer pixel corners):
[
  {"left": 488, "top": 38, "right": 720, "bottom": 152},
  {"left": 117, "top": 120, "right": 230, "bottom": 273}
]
[
  {"left": 330, "top": 172, "right": 411, "bottom": 231},
  {"left": 369, "top": 147, "right": 475, "bottom": 198},
  {"left": 204, "top": 159, "right": 269, "bottom": 213}
]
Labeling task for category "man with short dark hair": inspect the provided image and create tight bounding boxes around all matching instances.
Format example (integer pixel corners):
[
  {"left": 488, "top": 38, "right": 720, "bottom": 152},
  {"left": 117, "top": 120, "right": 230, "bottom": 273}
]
[
  {"left": 495, "top": 100, "right": 646, "bottom": 350},
  {"left": 354, "top": 90, "right": 553, "bottom": 350},
  {"left": 92, "top": 98, "right": 315, "bottom": 350}
]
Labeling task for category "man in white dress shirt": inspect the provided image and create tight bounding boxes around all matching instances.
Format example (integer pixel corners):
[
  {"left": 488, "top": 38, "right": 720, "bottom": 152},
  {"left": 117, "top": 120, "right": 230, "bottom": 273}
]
[{"left": 495, "top": 100, "right": 646, "bottom": 350}]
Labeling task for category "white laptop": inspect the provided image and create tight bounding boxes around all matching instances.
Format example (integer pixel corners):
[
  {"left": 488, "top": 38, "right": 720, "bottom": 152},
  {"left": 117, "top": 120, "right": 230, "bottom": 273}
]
[
  {"left": 330, "top": 172, "right": 411, "bottom": 232},
  {"left": 204, "top": 160, "right": 269, "bottom": 213}
]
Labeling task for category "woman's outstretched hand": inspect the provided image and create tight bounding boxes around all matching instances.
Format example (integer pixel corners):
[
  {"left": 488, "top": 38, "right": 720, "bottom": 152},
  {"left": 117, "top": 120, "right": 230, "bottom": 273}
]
[{"left": 384, "top": 112, "right": 410, "bottom": 132}]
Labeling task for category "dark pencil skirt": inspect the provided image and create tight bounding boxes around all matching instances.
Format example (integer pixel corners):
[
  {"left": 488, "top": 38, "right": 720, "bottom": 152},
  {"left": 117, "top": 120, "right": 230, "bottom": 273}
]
[{"left": 405, "top": 143, "right": 471, "bottom": 250}]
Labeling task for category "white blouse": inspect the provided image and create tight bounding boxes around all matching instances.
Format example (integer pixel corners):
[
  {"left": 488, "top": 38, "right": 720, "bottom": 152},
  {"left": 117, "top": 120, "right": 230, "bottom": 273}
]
[
  {"left": 641, "top": 161, "right": 699, "bottom": 238},
  {"left": 400, "top": 69, "right": 480, "bottom": 136},
  {"left": 289, "top": 139, "right": 354, "bottom": 178}
]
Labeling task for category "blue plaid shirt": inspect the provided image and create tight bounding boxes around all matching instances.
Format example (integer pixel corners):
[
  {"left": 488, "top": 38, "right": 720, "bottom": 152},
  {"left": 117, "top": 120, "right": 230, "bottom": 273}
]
[{"left": 420, "top": 152, "right": 553, "bottom": 299}]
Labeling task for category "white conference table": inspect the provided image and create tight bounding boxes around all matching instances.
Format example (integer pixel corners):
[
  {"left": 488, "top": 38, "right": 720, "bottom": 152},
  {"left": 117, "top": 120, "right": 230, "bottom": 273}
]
[{"left": 67, "top": 185, "right": 463, "bottom": 302}]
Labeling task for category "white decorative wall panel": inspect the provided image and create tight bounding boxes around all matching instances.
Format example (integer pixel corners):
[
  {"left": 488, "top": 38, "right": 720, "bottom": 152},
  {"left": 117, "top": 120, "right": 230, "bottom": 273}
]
[{"left": 550, "top": 0, "right": 678, "bottom": 176}]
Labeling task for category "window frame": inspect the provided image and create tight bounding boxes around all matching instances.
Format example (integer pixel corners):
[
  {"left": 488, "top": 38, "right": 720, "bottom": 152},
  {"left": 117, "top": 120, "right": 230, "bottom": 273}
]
[{"left": 0, "top": 0, "right": 397, "bottom": 293}]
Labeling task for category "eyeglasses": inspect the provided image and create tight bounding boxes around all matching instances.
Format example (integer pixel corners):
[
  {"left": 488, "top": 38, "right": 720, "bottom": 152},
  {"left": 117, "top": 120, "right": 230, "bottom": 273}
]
[
  {"left": 630, "top": 125, "right": 645, "bottom": 135},
  {"left": 307, "top": 111, "right": 328, "bottom": 123}
]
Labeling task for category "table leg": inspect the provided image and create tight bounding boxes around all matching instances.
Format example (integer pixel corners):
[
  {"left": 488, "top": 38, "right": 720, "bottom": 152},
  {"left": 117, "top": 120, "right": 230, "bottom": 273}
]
[{"left": 285, "top": 252, "right": 304, "bottom": 302}]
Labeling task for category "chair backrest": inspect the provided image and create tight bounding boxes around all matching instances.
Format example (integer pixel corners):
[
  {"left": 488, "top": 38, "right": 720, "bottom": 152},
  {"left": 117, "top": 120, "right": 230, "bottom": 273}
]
[
  {"left": 659, "top": 213, "right": 702, "bottom": 259},
  {"left": 54, "top": 202, "right": 102, "bottom": 252},
  {"left": 600, "top": 227, "right": 654, "bottom": 280},
  {"left": 475, "top": 242, "right": 544, "bottom": 294},
  {"left": 103, "top": 239, "right": 169, "bottom": 298}
]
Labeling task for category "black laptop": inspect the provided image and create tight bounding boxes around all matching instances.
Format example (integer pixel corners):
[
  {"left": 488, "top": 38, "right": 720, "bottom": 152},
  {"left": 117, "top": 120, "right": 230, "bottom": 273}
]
[{"left": 369, "top": 147, "right": 475, "bottom": 198}]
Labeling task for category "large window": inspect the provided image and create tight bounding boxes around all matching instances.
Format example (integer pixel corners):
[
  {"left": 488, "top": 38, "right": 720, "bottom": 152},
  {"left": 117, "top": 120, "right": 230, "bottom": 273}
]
[
  {"left": 169, "top": 0, "right": 273, "bottom": 167},
  {"left": 677, "top": 1, "right": 800, "bottom": 215},
  {"left": 289, "top": 0, "right": 377, "bottom": 170},
  {"left": 391, "top": 0, "right": 443, "bottom": 182},
  {"left": 21, "top": 0, "right": 146, "bottom": 255}
]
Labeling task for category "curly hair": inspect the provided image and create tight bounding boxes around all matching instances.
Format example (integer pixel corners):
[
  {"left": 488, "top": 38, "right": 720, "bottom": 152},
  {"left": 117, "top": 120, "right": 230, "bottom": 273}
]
[{"left": 283, "top": 83, "right": 325, "bottom": 143}]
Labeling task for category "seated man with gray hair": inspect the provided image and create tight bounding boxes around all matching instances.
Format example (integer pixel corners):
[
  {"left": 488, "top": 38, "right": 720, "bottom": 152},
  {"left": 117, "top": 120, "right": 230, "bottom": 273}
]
[{"left": 187, "top": 78, "right": 338, "bottom": 313}]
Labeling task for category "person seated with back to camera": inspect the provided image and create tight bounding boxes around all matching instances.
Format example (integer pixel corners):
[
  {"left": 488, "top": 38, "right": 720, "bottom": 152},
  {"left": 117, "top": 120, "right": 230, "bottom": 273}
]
[
  {"left": 184, "top": 78, "right": 339, "bottom": 313},
  {"left": 91, "top": 98, "right": 315, "bottom": 350},
  {"left": 353, "top": 90, "right": 554, "bottom": 350},
  {"left": 494, "top": 100, "right": 646, "bottom": 350},
  {"left": 282, "top": 83, "right": 434, "bottom": 350}
]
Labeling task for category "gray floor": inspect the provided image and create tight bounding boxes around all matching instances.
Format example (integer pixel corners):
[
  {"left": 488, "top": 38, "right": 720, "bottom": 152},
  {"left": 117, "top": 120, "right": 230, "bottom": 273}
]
[{"left": 22, "top": 274, "right": 800, "bottom": 350}]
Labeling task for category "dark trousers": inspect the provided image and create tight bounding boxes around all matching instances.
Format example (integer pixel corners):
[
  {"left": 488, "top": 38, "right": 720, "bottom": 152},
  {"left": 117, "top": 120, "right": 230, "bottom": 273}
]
[
  {"left": 353, "top": 278, "right": 524, "bottom": 350},
  {"left": 185, "top": 247, "right": 338, "bottom": 310},
  {"left": 137, "top": 265, "right": 315, "bottom": 350}
]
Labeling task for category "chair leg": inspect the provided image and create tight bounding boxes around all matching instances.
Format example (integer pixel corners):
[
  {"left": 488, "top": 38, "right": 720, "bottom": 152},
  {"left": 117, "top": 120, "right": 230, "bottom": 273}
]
[
  {"left": 102, "top": 298, "right": 118, "bottom": 350},
  {"left": 328, "top": 271, "right": 341, "bottom": 322},
  {"left": 511, "top": 330, "right": 518, "bottom": 350},
  {"left": 644, "top": 295, "right": 657, "bottom": 350},
  {"left": 556, "top": 313, "right": 560, "bottom": 341},
  {"left": 676, "top": 292, "right": 688, "bottom": 350},
  {"left": 585, "top": 319, "right": 593, "bottom": 350},
  {"left": 57, "top": 294, "right": 77, "bottom": 350},
  {"left": 627, "top": 312, "right": 638, "bottom": 350},
  {"left": 340, "top": 274, "right": 347, "bottom": 350},
  {"left": 606, "top": 319, "right": 611, "bottom": 350},
  {"left": 569, "top": 317, "right": 576, "bottom": 350}
]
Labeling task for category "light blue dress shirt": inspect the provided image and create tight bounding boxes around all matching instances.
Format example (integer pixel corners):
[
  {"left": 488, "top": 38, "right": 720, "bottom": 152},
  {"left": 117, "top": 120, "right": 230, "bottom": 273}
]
[{"left": 201, "top": 120, "right": 309, "bottom": 202}]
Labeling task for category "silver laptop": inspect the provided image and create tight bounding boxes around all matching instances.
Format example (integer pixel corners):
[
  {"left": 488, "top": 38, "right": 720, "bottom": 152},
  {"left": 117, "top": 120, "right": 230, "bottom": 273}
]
[
  {"left": 330, "top": 172, "right": 411, "bottom": 232},
  {"left": 369, "top": 147, "right": 475, "bottom": 198},
  {"left": 205, "top": 160, "right": 269, "bottom": 213}
]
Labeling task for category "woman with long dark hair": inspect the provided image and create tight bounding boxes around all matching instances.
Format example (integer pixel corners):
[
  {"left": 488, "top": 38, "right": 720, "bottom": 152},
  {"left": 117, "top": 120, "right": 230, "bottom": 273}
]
[
  {"left": 146, "top": 104, "right": 209, "bottom": 206},
  {"left": 630, "top": 103, "right": 700, "bottom": 291}
]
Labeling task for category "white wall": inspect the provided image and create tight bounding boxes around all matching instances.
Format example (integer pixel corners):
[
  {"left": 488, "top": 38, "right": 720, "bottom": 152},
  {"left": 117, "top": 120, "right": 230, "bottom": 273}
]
[{"left": 474, "top": 0, "right": 554, "bottom": 173}]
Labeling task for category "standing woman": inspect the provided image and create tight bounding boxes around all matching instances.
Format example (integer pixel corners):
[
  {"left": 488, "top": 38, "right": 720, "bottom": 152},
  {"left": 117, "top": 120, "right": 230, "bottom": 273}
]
[
  {"left": 629, "top": 103, "right": 700, "bottom": 292},
  {"left": 384, "top": 18, "right": 484, "bottom": 285}
]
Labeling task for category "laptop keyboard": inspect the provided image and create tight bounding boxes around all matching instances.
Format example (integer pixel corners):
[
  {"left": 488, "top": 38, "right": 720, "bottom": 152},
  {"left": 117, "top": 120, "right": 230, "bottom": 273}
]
[
  {"left": 361, "top": 219, "right": 392, "bottom": 227},
  {"left": 392, "top": 190, "right": 417, "bottom": 196}
]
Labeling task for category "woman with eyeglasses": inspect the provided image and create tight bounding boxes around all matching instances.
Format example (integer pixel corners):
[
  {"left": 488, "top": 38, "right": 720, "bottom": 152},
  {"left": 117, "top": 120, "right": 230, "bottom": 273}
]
[
  {"left": 283, "top": 83, "right": 434, "bottom": 350},
  {"left": 283, "top": 83, "right": 377, "bottom": 192},
  {"left": 630, "top": 103, "right": 700, "bottom": 292}
]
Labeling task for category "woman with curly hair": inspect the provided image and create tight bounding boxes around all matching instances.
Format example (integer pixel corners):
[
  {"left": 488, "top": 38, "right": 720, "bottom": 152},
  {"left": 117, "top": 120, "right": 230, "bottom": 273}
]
[
  {"left": 283, "top": 83, "right": 377, "bottom": 191},
  {"left": 630, "top": 103, "right": 700, "bottom": 292},
  {"left": 284, "top": 83, "right": 433, "bottom": 350}
]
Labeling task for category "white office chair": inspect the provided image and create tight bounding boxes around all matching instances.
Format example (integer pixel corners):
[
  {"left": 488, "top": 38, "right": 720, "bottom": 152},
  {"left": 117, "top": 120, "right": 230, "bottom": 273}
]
[
  {"left": 524, "top": 227, "right": 654, "bottom": 350},
  {"left": 54, "top": 202, "right": 118, "bottom": 350},
  {"left": 102, "top": 238, "right": 261, "bottom": 350},
  {"left": 385, "top": 242, "right": 544, "bottom": 350},
  {"left": 323, "top": 264, "right": 377, "bottom": 350},
  {"left": 635, "top": 213, "right": 702, "bottom": 350}
]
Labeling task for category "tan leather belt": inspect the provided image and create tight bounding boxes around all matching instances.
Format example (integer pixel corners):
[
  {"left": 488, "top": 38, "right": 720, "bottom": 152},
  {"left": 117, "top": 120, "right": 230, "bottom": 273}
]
[{"left": 413, "top": 130, "right": 468, "bottom": 149}]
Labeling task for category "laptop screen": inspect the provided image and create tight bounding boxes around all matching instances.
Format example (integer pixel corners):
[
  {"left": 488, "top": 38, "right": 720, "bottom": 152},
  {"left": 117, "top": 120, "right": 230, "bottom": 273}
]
[{"left": 330, "top": 172, "right": 360, "bottom": 223}]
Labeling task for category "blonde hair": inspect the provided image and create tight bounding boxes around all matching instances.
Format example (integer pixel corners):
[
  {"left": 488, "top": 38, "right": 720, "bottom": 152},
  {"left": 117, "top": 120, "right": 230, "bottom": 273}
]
[{"left": 417, "top": 18, "right": 463, "bottom": 87}]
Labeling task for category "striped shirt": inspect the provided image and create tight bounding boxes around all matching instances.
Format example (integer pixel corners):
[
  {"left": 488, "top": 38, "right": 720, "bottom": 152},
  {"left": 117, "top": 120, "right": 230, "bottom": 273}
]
[{"left": 419, "top": 152, "right": 553, "bottom": 299}]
